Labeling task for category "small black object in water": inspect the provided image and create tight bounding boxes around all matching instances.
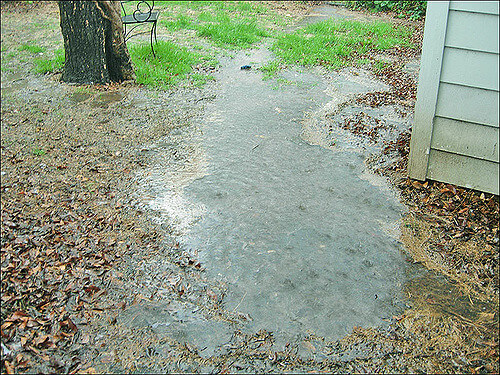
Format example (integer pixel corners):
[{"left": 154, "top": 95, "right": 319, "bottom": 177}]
[{"left": 241, "top": 65, "right": 251, "bottom": 70}]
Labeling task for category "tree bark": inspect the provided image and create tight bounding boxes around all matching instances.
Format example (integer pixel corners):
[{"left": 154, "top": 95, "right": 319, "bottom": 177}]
[{"left": 58, "top": 1, "right": 135, "bottom": 84}]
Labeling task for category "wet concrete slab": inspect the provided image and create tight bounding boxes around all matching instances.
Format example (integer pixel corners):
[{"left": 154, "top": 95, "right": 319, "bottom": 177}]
[
  {"left": 116, "top": 300, "right": 233, "bottom": 358},
  {"left": 180, "top": 48, "right": 409, "bottom": 342},
  {"left": 136, "top": 44, "right": 415, "bottom": 346},
  {"left": 127, "top": 3, "right": 428, "bottom": 358}
]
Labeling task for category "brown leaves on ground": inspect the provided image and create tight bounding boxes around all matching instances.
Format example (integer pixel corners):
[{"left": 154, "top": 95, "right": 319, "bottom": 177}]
[
  {"left": 366, "top": 70, "right": 499, "bottom": 373},
  {"left": 339, "top": 15, "right": 499, "bottom": 371},
  {"left": 357, "top": 64, "right": 417, "bottom": 110},
  {"left": 338, "top": 111, "right": 387, "bottom": 142},
  {"left": 0, "top": 82, "right": 174, "bottom": 373},
  {"left": 378, "top": 128, "right": 499, "bottom": 251},
  {"left": 0, "top": 180, "right": 122, "bottom": 372},
  {"left": 348, "top": 26, "right": 500, "bottom": 304}
]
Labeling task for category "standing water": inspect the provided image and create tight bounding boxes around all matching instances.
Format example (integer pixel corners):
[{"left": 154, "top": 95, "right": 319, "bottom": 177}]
[{"left": 145, "top": 45, "right": 411, "bottom": 343}]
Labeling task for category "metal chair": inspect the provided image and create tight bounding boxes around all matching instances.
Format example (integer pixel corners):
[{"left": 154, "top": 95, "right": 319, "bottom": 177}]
[{"left": 121, "top": 1, "right": 159, "bottom": 57}]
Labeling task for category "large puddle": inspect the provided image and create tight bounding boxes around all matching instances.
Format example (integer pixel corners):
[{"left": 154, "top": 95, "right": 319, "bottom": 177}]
[
  {"left": 186, "top": 51, "right": 408, "bottom": 341},
  {"left": 139, "top": 44, "right": 415, "bottom": 344}
]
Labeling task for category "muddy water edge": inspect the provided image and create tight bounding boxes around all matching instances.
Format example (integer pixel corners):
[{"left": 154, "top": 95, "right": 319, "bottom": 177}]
[{"left": 1, "top": 2, "right": 498, "bottom": 374}]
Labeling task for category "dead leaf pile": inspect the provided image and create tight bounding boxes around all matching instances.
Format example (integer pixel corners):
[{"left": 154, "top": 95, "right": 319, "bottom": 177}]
[
  {"left": 357, "top": 65, "right": 417, "bottom": 109},
  {"left": 376, "top": 126, "right": 499, "bottom": 253},
  {"left": 0, "top": 168, "right": 127, "bottom": 372},
  {"left": 340, "top": 15, "right": 499, "bottom": 369},
  {"left": 0, "top": 77, "right": 182, "bottom": 372},
  {"left": 337, "top": 111, "right": 387, "bottom": 141},
  {"left": 344, "top": 24, "right": 500, "bottom": 303}
]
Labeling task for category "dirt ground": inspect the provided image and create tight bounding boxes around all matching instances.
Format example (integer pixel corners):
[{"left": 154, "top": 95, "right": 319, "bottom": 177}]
[{"left": 1, "top": 2, "right": 498, "bottom": 374}]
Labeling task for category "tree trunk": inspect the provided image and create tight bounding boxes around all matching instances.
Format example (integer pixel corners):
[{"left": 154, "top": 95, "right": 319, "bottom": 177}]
[{"left": 58, "top": 1, "right": 135, "bottom": 84}]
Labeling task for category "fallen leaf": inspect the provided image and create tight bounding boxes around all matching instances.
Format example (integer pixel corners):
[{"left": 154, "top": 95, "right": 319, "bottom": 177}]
[
  {"left": 7, "top": 311, "right": 28, "bottom": 321},
  {"left": 4, "top": 360, "right": 14, "bottom": 374},
  {"left": 78, "top": 368, "right": 97, "bottom": 374}
]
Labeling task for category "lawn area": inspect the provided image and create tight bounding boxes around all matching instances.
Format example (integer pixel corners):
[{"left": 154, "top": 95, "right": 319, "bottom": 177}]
[
  {"left": 272, "top": 19, "right": 413, "bottom": 68},
  {"left": 22, "top": 1, "right": 417, "bottom": 88}
]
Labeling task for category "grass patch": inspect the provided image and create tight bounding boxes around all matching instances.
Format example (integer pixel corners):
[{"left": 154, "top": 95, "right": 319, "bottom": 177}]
[
  {"left": 234, "top": 1, "right": 268, "bottom": 15},
  {"left": 5, "top": 51, "right": 18, "bottom": 60},
  {"left": 196, "top": 15, "right": 268, "bottom": 48},
  {"left": 373, "top": 59, "right": 390, "bottom": 71},
  {"left": 270, "top": 19, "right": 413, "bottom": 71},
  {"left": 32, "top": 148, "right": 46, "bottom": 156},
  {"left": 162, "top": 14, "right": 197, "bottom": 31},
  {"left": 23, "top": 38, "right": 214, "bottom": 88},
  {"left": 19, "top": 43, "right": 46, "bottom": 54},
  {"left": 356, "top": 58, "right": 371, "bottom": 66},
  {"left": 157, "top": 1, "right": 285, "bottom": 49},
  {"left": 33, "top": 48, "right": 65, "bottom": 74},
  {"left": 190, "top": 73, "right": 216, "bottom": 87},
  {"left": 259, "top": 59, "right": 285, "bottom": 80},
  {"left": 129, "top": 40, "right": 216, "bottom": 88}
]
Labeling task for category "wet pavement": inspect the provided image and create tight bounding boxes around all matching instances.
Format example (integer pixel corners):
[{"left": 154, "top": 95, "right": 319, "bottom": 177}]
[
  {"left": 136, "top": 43, "right": 416, "bottom": 352},
  {"left": 187, "top": 50, "right": 408, "bottom": 339}
]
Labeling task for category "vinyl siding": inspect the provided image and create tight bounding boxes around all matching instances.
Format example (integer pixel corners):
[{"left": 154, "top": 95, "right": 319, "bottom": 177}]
[{"left": 409, "top": 1, "right": 499, "bottom": 194}]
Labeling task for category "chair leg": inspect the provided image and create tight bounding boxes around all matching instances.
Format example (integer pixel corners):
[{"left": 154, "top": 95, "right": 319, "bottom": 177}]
[{"left": 150, "top": 22, "right": 156, "bottom": 58}]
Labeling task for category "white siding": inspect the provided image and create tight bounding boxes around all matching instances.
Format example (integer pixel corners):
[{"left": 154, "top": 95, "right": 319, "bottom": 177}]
[
  {"left": 409, "top": 1, "right": 499, "bottom": 194},
  {"left": 431, "top": 117, "right": 499, "bottom": 162},
  {"left": 440, "top": 47, "right": 499, "bottom": 91},
  {"left": 449, "top": 1, "right": 499, "bottom": 15},
  {"left": 445, "top": 10, "right": 499, "bottom": 53},
  {"left": 427, "top": 150, "right": 499, "bottom": 194},
  {"left": 435, "top": 83, "right": 499, "bottom": 127}
]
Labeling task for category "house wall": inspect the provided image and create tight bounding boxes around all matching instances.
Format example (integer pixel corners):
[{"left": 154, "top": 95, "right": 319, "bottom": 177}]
[{"left": 408, "top": 1, "right": 499, "bottom": 194}]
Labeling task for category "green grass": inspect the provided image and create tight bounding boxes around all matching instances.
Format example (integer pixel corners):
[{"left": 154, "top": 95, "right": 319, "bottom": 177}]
[
  {"left": 196, "top": 15, "right": 268, "bottom": 48},
  {"left": 373, "top": 59, "right": 390, "bottom": 71},
  {"left": 33, "top": 48, "right": 65, "bottom": 74},
  {"left": 234, "top": 1, "right": 267, "bottom": 15},
  {"left": 75, "top": 86, "right": 97, "bottom": 95},
  {"left": 190, "top": 72, "right": 216, "bottom": 87},
  {"left": 162, "top": 14, "right": 196, "bottom": 31},
  {"left": 25, "top": 39, "right": 215, "bottom": 88},
  {"left": 356, "top": 58, "right": 371, "bottom": 66},
  {"left": 5, "top": 51, "right": 17, "bottom": 60},
  {"left": 129, "top": 40, "right": 216, "bottom": 88},
  {"left": 32, "top": 148, "right": 46, "bottom": 156},
  {"left": 157, "top": 1, "right": 288, "bottom": 49},
  {"left": 19, "top": 43, "right": 46, "bottom": 54},
  {"left": 9, "top": 3, "right": 414, "bottom": 90},
  {"left": 160, "top": 6, "right": 269, "bottom": 49},
  {"left": 259, "top": 59, "right": 286, "bottom": 80},
  {"left": 269, "top": 19, "right": 413, "bottom": 74}
]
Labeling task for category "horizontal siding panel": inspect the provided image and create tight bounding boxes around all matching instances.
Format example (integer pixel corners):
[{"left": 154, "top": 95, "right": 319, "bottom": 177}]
[
  {"left": 435, "top": 83, "right": 499, "bottom": 127},
  {"left": 441, "top": 47, "right": 499, "bottom": 91},
  {"left": 427, "top": 149, "right": 499, "bottom": 194},
  {"left": 445, "top": 10, "right": 499, "bottom": 53},
  {"left": 431, "top": 117, "right": 499, "bottom": 162},
  {"left": 449, "top": 1, "right": 499, "bottom": 15}
]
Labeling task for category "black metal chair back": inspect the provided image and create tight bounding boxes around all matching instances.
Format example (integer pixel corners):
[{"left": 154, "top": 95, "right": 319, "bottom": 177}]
[{"left": 120, "top": 1, "right": 159, "bottom": 57}]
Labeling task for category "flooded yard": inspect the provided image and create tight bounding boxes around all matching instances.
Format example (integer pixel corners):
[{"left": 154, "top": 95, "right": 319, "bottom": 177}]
[
  {"left": 138, "top": 46, "right": 412, "bottom": 344},
  {"left": 1, "top": 2, "right": 498, "bottom": 374}
]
